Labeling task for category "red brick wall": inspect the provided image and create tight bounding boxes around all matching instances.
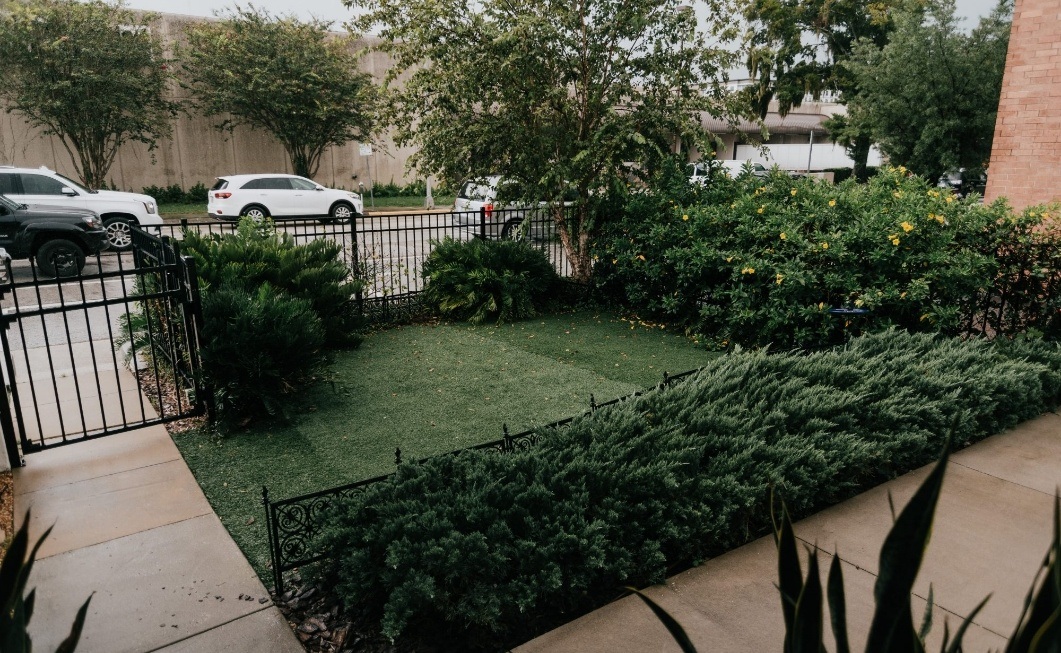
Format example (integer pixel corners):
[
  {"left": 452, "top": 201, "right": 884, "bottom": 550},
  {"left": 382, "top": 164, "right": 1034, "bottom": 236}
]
[{"left": 984, "top": 0, "right": 1061, "bottom": 209}]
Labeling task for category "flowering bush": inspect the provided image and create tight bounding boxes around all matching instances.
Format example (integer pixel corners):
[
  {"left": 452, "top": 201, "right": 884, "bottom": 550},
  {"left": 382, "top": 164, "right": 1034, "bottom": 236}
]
[{"left": 595, "top": 167, "right": 1059, "bottom": 348}]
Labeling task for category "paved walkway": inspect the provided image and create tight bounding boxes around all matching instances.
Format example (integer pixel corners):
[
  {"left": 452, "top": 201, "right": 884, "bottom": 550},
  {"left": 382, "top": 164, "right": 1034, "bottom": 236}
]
[
  {"left": 517, "top": 412, "right": 1061, "bottom": 652},
  {"left": 12, "top": 425, "right": 302, "bottom": 652}
]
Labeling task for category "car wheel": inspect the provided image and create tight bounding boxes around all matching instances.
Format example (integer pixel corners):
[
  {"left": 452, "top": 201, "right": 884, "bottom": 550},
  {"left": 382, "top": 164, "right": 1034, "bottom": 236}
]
[
  {"left": 324, "top": 202, "right": 355, "bottom": 223},
  {"left": 103, "top": 217, "right": 135, "bottom": 251},
  {"left": 36, "top": 239, "right": 86, "bottom": 278},
  {"left": 500, "top": 219, "right": 525, "bottom": 241},
  {"left": 241, "top": 205, "right": 269, "bottom": 221}
]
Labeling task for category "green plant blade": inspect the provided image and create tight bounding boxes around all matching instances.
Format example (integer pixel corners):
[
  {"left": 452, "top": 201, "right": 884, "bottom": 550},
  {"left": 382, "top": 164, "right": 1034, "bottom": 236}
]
[
  {"left": 789, "top": 546, "right": 825, "bottom": 653},
  {"left": 55, "top": 593, "right": 94, "bottom": 653},
  {"left": 866, "top": 443, "right": 951, "bottom": 653},
  {"left": 942, "top": 593, "right": 991, "bottom": 653},
  {"left": 775, "top": 499, "right": 805, "bottom": 635},
  {"left": 625, "top": 587, "right": 698, "bottom": 653},
  {"left": 827, "top": 553, "right": 851, "bottom": 653}
]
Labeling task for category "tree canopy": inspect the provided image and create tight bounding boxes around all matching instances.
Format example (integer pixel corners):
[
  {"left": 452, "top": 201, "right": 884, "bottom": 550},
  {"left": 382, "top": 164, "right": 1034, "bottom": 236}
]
[
  {"left": 742, "top": 0, "right": 898, "bottom": 180},
  {"left": 346, "top": 0, "right": 747, "bottom": 282},
  {"left": 841, "top": 0, "right": 1012, "bottom": 182},
  {"left": 182, "top": 7, "right": 376, "bottom": 179},
  {"left": 0, "top": 0, "right": 177, "bottom": 188}
]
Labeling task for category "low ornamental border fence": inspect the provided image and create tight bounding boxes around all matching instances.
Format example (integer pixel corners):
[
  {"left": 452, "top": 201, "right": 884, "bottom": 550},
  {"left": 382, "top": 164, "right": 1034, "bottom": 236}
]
[{"left": 261, "top": 368, "right": 701, "bottom": 595}]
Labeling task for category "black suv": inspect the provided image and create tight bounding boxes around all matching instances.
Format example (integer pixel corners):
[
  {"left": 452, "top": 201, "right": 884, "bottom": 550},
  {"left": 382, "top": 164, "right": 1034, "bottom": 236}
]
[{"left": 0, "top": 193, "right": 109, "bottom": 277}]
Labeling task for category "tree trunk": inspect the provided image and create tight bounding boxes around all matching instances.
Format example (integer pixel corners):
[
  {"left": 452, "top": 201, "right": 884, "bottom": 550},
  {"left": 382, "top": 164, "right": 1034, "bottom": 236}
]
[{"left": 851, "top": 134, "right": 872, "bottom": 183}]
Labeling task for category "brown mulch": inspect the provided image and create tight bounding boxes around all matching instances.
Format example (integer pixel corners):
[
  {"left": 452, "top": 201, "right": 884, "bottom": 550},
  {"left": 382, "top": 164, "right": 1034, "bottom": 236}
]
[
  {"left": 135, "top": 368, "right": 207, "bottom": 434},
  {"left": 0, "top": 471, "right": 14, "bottom": 558},
  {"left": 271, "top": 574, "right": 401, "bottom": 653}
]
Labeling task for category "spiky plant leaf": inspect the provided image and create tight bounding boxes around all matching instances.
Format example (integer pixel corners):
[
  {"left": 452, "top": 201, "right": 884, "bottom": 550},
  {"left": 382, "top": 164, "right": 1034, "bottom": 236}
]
[
  {"left": 827, "top": 553, "right": 851, "bottom": 653},
  {"left": 789, "top": 546, "right": 825, "bottom": 653},
  {"left": 1005, "top": 493, "right": 1061, "bottom": 653},
  {"left": 626, "top": 587, "right": 697, "bottom": 653}
]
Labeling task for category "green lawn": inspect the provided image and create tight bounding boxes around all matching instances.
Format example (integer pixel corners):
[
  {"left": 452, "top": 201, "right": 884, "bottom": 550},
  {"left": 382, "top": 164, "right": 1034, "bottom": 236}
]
[{"left": 172, "top": 308, "right": 718, "bottom": 577}]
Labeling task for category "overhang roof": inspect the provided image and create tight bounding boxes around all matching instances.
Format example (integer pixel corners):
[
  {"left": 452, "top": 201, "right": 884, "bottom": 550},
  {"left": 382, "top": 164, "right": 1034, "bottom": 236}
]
[{"left": 703, "top": 112, "right": 829, "bottom": 135}]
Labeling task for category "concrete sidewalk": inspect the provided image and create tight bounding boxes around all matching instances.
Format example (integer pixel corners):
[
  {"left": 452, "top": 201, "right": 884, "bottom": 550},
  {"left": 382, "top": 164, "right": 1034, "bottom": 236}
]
[
  {"left": 13, "top": 426, "right": 302, "bottom": 653},
  {"left": 518, "top": 412, "right": 1061, "bottom": 652}
]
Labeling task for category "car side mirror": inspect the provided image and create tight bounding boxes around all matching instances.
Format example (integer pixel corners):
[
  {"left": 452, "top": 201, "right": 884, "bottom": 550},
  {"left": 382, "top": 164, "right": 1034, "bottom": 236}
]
[
  {"left": 315, "top": 186, "right": 325, "bottom": 191},
  {"left": 61, "top": 187, "right": 77, "bottom": 196}
]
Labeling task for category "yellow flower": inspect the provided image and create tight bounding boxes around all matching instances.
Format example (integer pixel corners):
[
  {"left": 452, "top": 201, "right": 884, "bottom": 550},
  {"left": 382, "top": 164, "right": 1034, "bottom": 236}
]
[
  {"left": 790, "top": 189, "right": 797, "bottom": 196},
  {"left": 682, "top": 214, "right": 689, "bottom": 221},
  {"left": 928, "top": 190, "right": 939, "bottom": 198},
  {"left": 900, "top": 291, "right": 907, "bottom": 299},
  {"left": 897, "top": 165, "right": 907, "bottom": 174},
  {"left": 1042, "top": 212, "right": 1050, "bottom": 219},
  {"left": 818, "top": 302, "right": 825, "bottom": 310},
  {"left": 891, "top": 237, "right": 900, "bottom": 246},
  {"left": 757, "top": 206, "right": 765, "bottom": 214},
  {"left": 780, "top": 232, "right": 787, "bottom": 240},
  {"left": 854, "top": 299, "right": 864, "bottom": 307},
  {"left": 725, "top": 256, "right": 733, "bottom": 263},
  {"left": 730, "top": 203, "right": 736, "bottom": 209},
  {"left": 900, "top": 221, "right": 914, "bottom": 232},
  {"left": 946, "top": 196, "right": 954, "bottom": 203},
  {"left": 741, "top": 267, "right": 756, "bottom": 275},
  {"left": 611, "top": 258, "right": 617, "bottom": 264},
  {"left": 821, "top": 242, "right": 829, "bottom": 250},
  {"left": 636, "top": 254, "right": 645, "bottom": 261},
  {"left": 828, "top": 199, "right": 836, "bottom": 207},
  {"left": 776, "top": 273, "right": 784, "bottom": 285},
  {"left": 893, "top": 191, "right": 902, "bottom": 198}
]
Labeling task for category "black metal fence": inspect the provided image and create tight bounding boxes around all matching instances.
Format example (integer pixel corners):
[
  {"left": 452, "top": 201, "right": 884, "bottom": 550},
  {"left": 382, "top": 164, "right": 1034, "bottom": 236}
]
[
  {"left": 0, "top": 229, "right": 207, "bottom": 466},
  {"left": 161, "top": 206, "right": 576, "bottom": 321},
  {"left": 261, "top": 368, "right": 700, "bottom": 595}
]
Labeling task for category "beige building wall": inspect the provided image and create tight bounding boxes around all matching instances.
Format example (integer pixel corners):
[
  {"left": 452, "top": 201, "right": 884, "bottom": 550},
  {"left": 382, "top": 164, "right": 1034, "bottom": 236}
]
[{"left": 0, "top": 12, "right": 418, "bottom": 195}]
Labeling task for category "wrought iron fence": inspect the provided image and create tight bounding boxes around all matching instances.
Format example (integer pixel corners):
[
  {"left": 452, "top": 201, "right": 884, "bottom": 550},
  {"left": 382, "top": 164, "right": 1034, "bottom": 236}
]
[
  {"left": 0, "top": 229, "right": 207, "bottom": 465},
  {"left": 261, "top": 368, "right": 700, "bottom": 594},
  {"left": 162, "top": 206, "right": 576, "bottom": 321}
]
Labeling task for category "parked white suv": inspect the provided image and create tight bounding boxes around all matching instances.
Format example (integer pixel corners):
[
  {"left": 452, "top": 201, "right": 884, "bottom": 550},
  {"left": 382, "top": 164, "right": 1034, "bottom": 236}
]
[
  {"left": 0, "top": 166, "right": 162, "bottom": 250},
  {"left": 208, "top": 174, "right": 364, "bottom": 222},
  {"left": 453, "top": 175, "right": 570, "bottom": 239}
]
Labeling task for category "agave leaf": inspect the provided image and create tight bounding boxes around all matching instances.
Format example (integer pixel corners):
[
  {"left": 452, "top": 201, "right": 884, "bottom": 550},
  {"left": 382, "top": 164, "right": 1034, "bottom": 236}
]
[
  {"left": 942, "top": 594, "right": 991, "bottom": 653},
  {"left": 827, "top": 553, "right": 851, "bottom": 653},
  {"left": 865, "top": 443, "right": 951, "bottom": 653},
  {"left": 625, "top": 587, "right": 698, "bottom": 653},
  {"left": 919, "top": 584, "right": 935, "bottom": 643},
  {"left": 775, "top": 498, "right": 805, "bottom": 635},
  {"left": 1005, "top": 493, "right": 1061, "bottom": 653},
  {"left": 55, "top": 593, "right": 94, "bottom": 653},
  {"left": 789, "top": 546, "right": 825, "bottom": 653}
]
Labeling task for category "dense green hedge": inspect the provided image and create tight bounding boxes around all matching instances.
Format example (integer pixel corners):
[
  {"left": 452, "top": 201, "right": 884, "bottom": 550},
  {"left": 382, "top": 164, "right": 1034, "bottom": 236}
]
[
  {"left": 594, "top": 166, "right": 1060, "bottom": 348},
  {"left": 318, "top": 331, "right": 1061, "bottom": 649},
  {"left": 421, "top": 237, "right": 560, "bottom": 324},
  {"left": 180, "top": 218, "right": 362, "bottom": 422}
]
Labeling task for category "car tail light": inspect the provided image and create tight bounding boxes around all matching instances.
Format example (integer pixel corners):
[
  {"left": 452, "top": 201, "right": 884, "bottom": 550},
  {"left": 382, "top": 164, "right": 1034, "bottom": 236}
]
[
  {"left": 214, "top": 192, "right": 232, "bottom": 199},
  {"left": 484, "top": 202, "right": 494, "bottom": 220}
]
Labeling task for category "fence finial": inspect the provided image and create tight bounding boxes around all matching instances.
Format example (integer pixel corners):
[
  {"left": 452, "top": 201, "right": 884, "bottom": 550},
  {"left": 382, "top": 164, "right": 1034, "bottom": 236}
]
[
  {"left": 395, "top": 447, "right": 402, "bottom": 467},
  {"left": 662, "top": 371, "right": 670, "bottom": 387},
  {"left": 590, "top": 394, "right": 597, "bottom": 411},
  {"left": 261, "top": 485, "right": 269, "bottom": 505}
]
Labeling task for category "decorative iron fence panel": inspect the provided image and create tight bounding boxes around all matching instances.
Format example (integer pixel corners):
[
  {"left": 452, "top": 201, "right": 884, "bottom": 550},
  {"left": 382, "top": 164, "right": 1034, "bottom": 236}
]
[
  {"left": 262, "top": 368, "right": 700, "bottom": 594},
  {"left": 0, "top": 229, "right": 206, "bottom": 465},
  {"left": 163, "top": 207, "right": 576, "bottom": 319}
]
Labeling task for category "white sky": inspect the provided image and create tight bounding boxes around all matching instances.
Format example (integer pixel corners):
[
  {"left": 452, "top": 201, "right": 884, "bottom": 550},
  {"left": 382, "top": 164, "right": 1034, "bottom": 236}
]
[{"left": 127, "top": 0, "right": 1001, "bottom": 29}]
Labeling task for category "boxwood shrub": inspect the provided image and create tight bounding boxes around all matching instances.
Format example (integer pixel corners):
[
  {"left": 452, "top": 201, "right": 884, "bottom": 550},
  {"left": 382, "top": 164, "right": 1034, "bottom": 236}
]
[{"left": 318, "top": 330, "right": 1061, "bottom": 649}]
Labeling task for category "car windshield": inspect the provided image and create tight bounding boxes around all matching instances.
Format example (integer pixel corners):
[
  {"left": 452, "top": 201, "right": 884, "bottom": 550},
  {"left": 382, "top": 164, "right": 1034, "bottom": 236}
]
[
  {"left": 0, "top": 194, "right": 20, "bottom": 211},
  {"left": 53, "top": 172, "right": 94, "bottom": 194}
]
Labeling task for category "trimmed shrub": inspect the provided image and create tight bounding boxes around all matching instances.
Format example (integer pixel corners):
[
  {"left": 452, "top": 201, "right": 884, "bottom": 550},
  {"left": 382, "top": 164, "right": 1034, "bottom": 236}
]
[
  {"left": 181, "top": 218, "right": 363, "bottom": 347},
  {"left": 594, "top": 167, "right": 1061, "bottom": 348},
  {"left": 421, "top": 237, "right": 560, "bottom": 324},
  {"left": 143, "top": 182, "right": 208, "bottom": 204},
  {"left": 318, "top": 331, "right": 1061, "bottom": 649},
  {"left": 199, "top": 283, "right": 327, "bottom": 420}
]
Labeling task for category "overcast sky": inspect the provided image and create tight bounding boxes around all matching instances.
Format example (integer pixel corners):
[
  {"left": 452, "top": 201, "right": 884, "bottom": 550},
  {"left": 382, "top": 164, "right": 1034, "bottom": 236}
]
[{"left": 128, "top": 0, "right": 1002, "bottom": 29}]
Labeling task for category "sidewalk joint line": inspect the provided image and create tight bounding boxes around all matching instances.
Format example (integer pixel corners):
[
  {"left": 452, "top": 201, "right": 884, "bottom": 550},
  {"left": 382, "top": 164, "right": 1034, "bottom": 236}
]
[
  {"left": 949, "top": 459, "right": 1057, "bottom": 498},
  {"left": 140, "top": 605, "right": 279, "bottom": 653}
]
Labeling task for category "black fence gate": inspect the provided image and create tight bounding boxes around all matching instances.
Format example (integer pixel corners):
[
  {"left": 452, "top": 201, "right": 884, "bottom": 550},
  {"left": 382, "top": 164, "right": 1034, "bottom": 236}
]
[{"left": 0, "top": 228, "right": 207, "bottom": 467}]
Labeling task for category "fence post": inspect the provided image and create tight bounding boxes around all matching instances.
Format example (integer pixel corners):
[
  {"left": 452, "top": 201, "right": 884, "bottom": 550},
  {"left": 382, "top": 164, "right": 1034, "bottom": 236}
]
[
  {"left": 589, "top": 394, "right": 597, "bottom": 412},
  {"left": 479, "top": 206, "right": 486, "bottom": 240},
  {"left": 502, "top": 424, "right": 512, "bottom": 453},
  {"left": 349, "top": 213, "right": 364, "bottom": 316},
  {"left": 262, "top": 486, "right": 284, "bottom": 596},
  {"left": 395, "top": 447, "right": 402, "bottom": 467}
]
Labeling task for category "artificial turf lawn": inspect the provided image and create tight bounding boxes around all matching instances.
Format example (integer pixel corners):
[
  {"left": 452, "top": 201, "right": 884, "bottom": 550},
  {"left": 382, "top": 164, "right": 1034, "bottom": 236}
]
[{"left": 172, "top": 308, "right": 718, "bottom": 577}]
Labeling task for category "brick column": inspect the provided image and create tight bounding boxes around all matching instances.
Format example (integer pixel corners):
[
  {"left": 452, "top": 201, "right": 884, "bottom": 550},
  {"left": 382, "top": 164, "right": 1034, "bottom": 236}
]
[{"left": 984, "top": 0, "right": 1061, "bottom": 209}]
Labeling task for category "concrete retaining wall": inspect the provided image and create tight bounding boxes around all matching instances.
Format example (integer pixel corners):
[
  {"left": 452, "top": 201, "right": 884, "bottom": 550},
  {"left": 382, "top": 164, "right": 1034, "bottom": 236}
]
[{"left": 0, "top": 12, "right": 419, "bottom": 195}]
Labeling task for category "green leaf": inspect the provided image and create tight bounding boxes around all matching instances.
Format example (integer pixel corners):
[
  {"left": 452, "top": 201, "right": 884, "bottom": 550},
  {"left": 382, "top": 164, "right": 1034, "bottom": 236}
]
[
  {"left": 827, "top": 553, "right": 851, "bottom": 653},
  {"left": 626, "top": 587, "right": 698, "bottom": 653}
]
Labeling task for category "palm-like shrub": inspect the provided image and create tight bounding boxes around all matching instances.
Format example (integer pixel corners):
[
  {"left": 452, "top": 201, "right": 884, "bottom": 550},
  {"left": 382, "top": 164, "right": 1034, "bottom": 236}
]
[{"left": 421, "top": 237, "right": 559, "bottom": 324}]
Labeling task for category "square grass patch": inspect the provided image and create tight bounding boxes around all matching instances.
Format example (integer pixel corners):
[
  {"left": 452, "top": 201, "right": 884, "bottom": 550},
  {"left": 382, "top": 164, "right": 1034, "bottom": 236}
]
[{"left": 173, "top": 309, "right": 718, "bottom": 577}]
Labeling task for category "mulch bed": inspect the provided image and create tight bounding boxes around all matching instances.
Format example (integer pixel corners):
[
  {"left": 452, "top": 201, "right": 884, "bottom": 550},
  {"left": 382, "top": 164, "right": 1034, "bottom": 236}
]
[
  {"left": 0, "top": 471, "right": 13, "bottom": 558},
  {"left": 271, "top": 574, "right": 401, "bottom": 653}
]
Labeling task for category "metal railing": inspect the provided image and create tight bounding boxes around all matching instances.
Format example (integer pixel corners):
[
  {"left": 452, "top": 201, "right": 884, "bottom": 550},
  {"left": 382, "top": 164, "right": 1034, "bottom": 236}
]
[
  {"left": 261, "top": 368, "right": 701, "bottom": 594},
  {"left": 162, "top": 207, "right": 576, "bottom": 317}
]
